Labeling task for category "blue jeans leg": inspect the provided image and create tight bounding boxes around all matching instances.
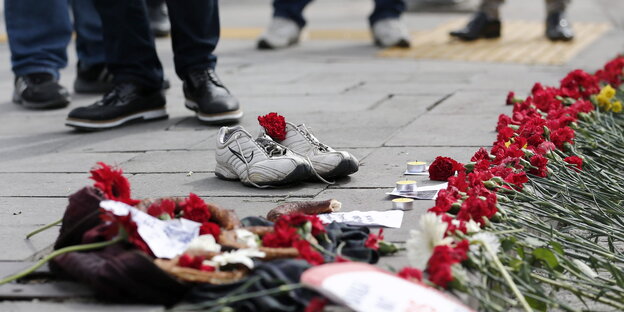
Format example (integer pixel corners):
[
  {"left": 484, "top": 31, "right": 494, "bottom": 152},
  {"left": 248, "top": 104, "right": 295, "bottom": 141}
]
[
  {"left": 272, "top": 0, "right": 313, "bottom": 28},
  {"left": 4, "top": 0, "right": 72, "bottom": 79},
  {"left": 369, "top": 0, "right": 405, "bottom": 25},
  {"left": 70, "top": 0, "right": 106, "bottom": 67}
]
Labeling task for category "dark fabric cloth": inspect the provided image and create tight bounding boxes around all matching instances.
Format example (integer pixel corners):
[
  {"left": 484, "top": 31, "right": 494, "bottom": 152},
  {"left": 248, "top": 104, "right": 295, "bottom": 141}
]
[
  {"left": 241, "top": 216, "right": 379, "bottom": 264},
  {"left": 273, "top": 0, "right": 405, "bottom": 27},
  {"left": 51, "top": 243, "right": 189, "bottom": 305},
  {"left": 92, "top": 0, "right": 219, "bottom": 90},
  {"left": 184, "top": 259, "right": 317, "bottom": 312},
  {"left": 54, "top": 186, "right": 105, "bottom": 250}
]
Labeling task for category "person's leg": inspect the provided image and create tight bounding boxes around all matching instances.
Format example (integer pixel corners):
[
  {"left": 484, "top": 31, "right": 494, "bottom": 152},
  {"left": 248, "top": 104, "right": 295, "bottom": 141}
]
[
  {"left": 369, "top": 0, "right": 405, "bottom": 26},
  {"left": 370, "top": 0, "right": 410, "bottom": 47},
  {"left": 70, "top": 0, "right": 114, "bottom": 94},
  {"left": 545, "top": 0, "right": 573, "bottom": 41},
  {"left": 5, "top": 0, "right": 71, "bottom": 79},
  {"left": 166, "top": 0, "right": 242, "bottom": 125},
  {"left": 66, "top": 0, "right": 166, "bottom": 130},
  {"left": 92, "top": 0, "right": 163, "bottom": 90},
  {"left": 273, "top": 0, "right": 313, "bottom": 28},
  {"left": 4, "top": 0, "right": 71, "bottom": 108},
  {"left": 449, "top": 0, "right": 503, "bottom": 41},
  {"left": 146, "top": 0, "right": 170, "bottom": 37}
]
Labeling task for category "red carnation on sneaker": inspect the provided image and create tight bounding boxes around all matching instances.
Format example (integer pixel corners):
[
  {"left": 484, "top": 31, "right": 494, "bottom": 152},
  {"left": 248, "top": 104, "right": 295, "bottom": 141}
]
[
  {"left": 258, "top": 112, "right": 287, "bottom": 141},
  {"left": 429, "top": 156, "right": 462, "bottom": 181},
  {"left": 564, "top": 156, "right": 583, "bottom": 171},
  {"left": 90, "top": 162, "right": 139, "bottom": 206}
]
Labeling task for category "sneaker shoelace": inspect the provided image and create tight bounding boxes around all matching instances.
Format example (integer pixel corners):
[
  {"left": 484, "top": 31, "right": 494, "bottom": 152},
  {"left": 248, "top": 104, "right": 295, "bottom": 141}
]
[
  {"left": 232, "top": 133, "right": 289, "bottom": 189},
  {"left": 292, "top": 125, "right": 335, "bottom": 185}
]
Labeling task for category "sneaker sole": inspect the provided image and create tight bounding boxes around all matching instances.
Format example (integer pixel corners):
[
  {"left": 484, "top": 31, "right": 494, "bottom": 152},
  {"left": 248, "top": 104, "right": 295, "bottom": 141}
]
[
  {"left": 320, "top": 157, "right": 359, "bottom": 179},
  {"left": 13, "top": 94, "right": 70, "bottom": 110},
  {"left": 215, "top": 163, "right": 310, "bottom": 187},
  {"left": 65, "top": 108, "right": 168, "bottom": 131},
  {"left": 185, "top": 100, "right": 243, "bottom": 125}
]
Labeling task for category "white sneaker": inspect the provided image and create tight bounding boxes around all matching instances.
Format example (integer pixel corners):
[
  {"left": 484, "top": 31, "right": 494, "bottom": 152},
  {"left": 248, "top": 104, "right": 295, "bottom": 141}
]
[
  {"left": 279, "top": 122, "right": 359, "bottom": 179},
  {"left": 215, "top": 126, "right": 311, "bottom": 187},
  {"left": 257, "top": 17, "right": 302, "bottom": 50},
  {"left": 371, "top": 18, "right": 411, "bottom": 48}
]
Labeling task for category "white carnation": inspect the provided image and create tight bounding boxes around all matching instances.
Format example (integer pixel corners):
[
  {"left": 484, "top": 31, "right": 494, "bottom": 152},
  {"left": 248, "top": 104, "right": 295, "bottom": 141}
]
[
  {"left": 235, "top": 229, "right": 259, "bottom": 248},
  {"left": 470, "top": 232, "right": 500, "bottom": 259},
  {"left": 206, "top": 249, "right": 266, "bottom": 269},
  {"left": 406, "top": 213, "right": 454, "bottom": 270},
  {"left": 186, "top": 234, "right": 221, "bottom": 253}
]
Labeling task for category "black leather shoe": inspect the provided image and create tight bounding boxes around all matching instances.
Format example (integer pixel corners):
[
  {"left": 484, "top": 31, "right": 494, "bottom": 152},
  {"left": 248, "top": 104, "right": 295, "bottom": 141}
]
[
  {"left": 147, "top": 1, "right": 170, "bottom": 38},
  {"left": 73, "top": 62, "right": 114, "bottom": 94},
  {"left": 546, "top": 12, "right": 574, "bottom": 41},
  {"left": 183, "top": 68, "right": 242, "bottom": 125},
  {"left": 449, "top": 12, "right": 501, "bottom": 41},
  {"left": 13, "top": 73, "right": 70, "bottom": 109},
  {"left": 66, "top": 82, "right": 167, "bottom": 131}
]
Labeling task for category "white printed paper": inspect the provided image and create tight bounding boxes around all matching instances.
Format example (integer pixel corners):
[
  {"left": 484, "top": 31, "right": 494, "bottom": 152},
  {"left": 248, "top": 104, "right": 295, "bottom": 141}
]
[
  {"left": 100, "top": 200, "right": 201, "bottom": 259},
  {"left": 386, "top": 182, "right": 448, "bottom": 200},
  {"left": 318, "top": 210, "right": 404, "bottom": 228},
  {"left": 302, "top": 263, "right": 474, "bottom": 312}
]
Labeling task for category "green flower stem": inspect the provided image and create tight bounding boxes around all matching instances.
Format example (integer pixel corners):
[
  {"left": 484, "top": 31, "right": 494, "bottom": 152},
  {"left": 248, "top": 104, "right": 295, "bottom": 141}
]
[
  {"left": 531, "top": 274, "right": 624, "bottom": 310},
  {"left": 0, "top": 236, "right": 123, "bottom": 285},
  {"left": 26, "top": 218, "right": 63, "bottom": 239},
  {"left": 480, "top": 240, "right": 533, "bottom": 312}
]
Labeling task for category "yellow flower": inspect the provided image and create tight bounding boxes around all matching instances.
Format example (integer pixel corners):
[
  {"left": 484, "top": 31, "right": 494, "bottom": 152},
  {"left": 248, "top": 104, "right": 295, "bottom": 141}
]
[
  {"left": 612, "top": 101, "right": 622, "bottom": 113},
  {"left": 504, "top": 141, "right": 511, "bottom": 148},
  {"left": 604, "top": 100, "right": 613, "bottom": 112},
  {"left": 596, "top": 94, "right": 610, "bottom": 108},
  {"left": 600, "top": 85, "right": 616, "bottom": 99}
]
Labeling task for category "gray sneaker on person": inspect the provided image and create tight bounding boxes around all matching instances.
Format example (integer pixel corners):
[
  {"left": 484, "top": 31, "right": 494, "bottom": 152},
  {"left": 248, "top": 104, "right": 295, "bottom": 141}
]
[
  {"left": 257, "top": 17, "right": 302, "bottom": 50},
  {"left": 371, "top": 18, "right": 411, "bottom": 48}
]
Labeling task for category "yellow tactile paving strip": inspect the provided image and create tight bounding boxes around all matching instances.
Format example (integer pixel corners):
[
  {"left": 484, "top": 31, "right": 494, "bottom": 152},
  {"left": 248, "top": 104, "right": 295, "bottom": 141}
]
[{"left": 379, "top": 19, "right": 611, "bottom": 65}]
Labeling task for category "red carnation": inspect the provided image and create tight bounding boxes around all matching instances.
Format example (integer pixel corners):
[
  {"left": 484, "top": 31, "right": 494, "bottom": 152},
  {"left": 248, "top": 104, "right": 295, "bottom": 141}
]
[
  {"left": 199, "top": 222, "right": 221, "bottom": 238},
  {"left": 429, "top": 156, "right": 462, "bottom": 181},
  {"left": 564, "top": 156, "right": 583, "bottom": 171},
  {"left": 258, "top": 112, "right": 287, "bottom": 141},
  {"left": 457, "top": 194, "right": 497, "bottom": 225},
  {"left": 178, "top": 253, "right": 204, "bottom": 269},
  {"left": 181, "top": 193, "right": 211, "bottom": 223},
  {"left": 90, "top": 162, "right": 139, "bottom": 206},
  {"left": 305, "top": 297, "right": 328, "bottom": 312},
  {"left": 293, "top": 240, "right": 325, "bottom": 266},
  {"left": 102, "top": 212, "right": 152, "bottom": 255},
  {"left": 471, "top": 147, "right": 491, "bottom": 162},
  {"left": 397, "top": 267, "right": 423, "bottom": 282},
  {"left": 560, "top": 69, "right": 600, "bottom": 99},
  {"left": 549, "top": 127, "right": 574, "bottom": 149},
  {"left": 529, "top": 154, "right": 549, "bottom": 177},
  {"left": 147, "top": 199, "right": 176, "bottom": 219},
  {"left": 427, "top": 240, "right": 469, "bottom": 288},
  {"left": 277, "top": 213, "right": 326, "bottom": 236},
  {"left": 429, "top": 188, "right": 459, "bottom": 214},
  {"left": 365, "top": 229, "right": 384, "bottom": 250},
  {"left": 262, "top": 225, "right": 298, "bottom": 247}
]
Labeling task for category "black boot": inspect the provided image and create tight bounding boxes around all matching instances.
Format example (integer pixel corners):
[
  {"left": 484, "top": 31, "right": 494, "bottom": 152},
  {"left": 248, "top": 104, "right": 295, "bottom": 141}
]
[
  {"left": 183, "top": 68, "right": 242, "bottom": 125},
  {"left": 449, "top": 12, "right": 501, "bottom": 41},
  {"left": 546, "top": 11, "right": 574, "bottom": 41}
]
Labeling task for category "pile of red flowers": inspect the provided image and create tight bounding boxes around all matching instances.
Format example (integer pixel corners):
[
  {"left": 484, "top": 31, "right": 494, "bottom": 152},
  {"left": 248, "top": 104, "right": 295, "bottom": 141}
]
[
  {"left": 262, "top": 213, "right": 327, "bottom": 265},
  {"left": 409, "top": 55, "right": 624, "bottom": 289},
  {"left": 90, "top": 162, "right": 221, "bottom": 256}
]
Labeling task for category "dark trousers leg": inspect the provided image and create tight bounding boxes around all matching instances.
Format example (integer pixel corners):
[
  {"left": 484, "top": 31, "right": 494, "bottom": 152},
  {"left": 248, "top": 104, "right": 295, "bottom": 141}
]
[
  {"left": 93, "top": 0, "right": 163, "bottom": 89},
  {"left": 165, "top": 0, "right": 219, "bottom": 77},
  {"left": 370, "top": 0, "right": 405, "bottom": 25},
  {"left": 273, "top": 0, "right": 314, "bottom": 28}
]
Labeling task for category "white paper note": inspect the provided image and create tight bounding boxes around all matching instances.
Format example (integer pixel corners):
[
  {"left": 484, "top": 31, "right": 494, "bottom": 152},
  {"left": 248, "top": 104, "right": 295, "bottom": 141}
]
[
  {"left": 386, "top": 182, "right": 448, "bottom": 200},
  {"left": 100, "top": 200, "right": 201, "bottom": 259},
  {"left": 318, "top": 210, "right": 404, "bottom": 228}
]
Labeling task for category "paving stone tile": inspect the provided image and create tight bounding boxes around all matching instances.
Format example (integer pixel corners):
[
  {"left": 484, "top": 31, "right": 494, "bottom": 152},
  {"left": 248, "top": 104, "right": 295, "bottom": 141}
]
[
  {"left": 335, "top": 146, "right": 481, "bottom": 188},
  {"left": 127, "top": 173, "right": 327, "bottom": 198},
  {"left": 427, "top": 90, "right": 513, "bottom": 116},
  {"left": 0, "top": 152, "right": 138, "bottom": 173},
  {"left": 385, "top": 114, "right": 498, "bottom": 147},
  {"left": 0, "top": 302, "right": 164, "bottom": 312},
  {"left": 0, "top": 225, "right": 57, "bottom": 261},
  {"left": 119, "top": 150, "right": 214, "bottom": 173},
  {"left": 0, "top": 173, "right": 90, "bottom": 197}
]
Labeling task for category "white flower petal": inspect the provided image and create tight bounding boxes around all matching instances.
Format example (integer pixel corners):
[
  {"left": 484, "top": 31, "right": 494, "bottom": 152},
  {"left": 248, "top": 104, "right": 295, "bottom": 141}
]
[
  {"left": 406, "top": 213, "right": 453, "bottom": 270},
  {"left": 470, "top": 232, "right": 500, "bottom": 259},
  {"left": 209, "top": 249, "right": 266, "bottom": 269},
  {"left": 235, "top": 229, "right": 259, "bottom": 248},
  {"left": 573, "top": 259, "right": 598, "bottom": 278},
  {"left": 186, "top": 234, "right": 221, "bottom": 253}
]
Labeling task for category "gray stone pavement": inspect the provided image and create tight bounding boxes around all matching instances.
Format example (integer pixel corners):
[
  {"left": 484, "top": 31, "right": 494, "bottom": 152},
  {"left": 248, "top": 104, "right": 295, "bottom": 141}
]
[{"left": 1, "top": 0, "right": 623, "bottom": 310}]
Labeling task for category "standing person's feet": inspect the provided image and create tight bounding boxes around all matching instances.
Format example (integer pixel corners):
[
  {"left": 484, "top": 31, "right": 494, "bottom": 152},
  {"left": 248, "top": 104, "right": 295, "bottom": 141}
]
[
  {"left": 183, "top": 68, "right": 242, "bottom": 125},
  {"left": 449, "top": 12, "right": 501, "bottom": 41},
  {"left": 13, "top": 73, "right": 70, "bottom": 109},
  {"left": 545, "top": 12, "right": 574, "bottom": 41},
  {"left": 73, "top": 62, "right": 115, "bottom": 94},
  {"left": 66, "top": 82, "right": 167, "bottom": 131},
  {"left": 371, "top": 18, "right": 411, "bottom": 48},
  {"left": 257, "top": 17, "right": 302, "bottom": 50},
  {"left": 148, "top": 2, "right": 171, "bottom": 37}
]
